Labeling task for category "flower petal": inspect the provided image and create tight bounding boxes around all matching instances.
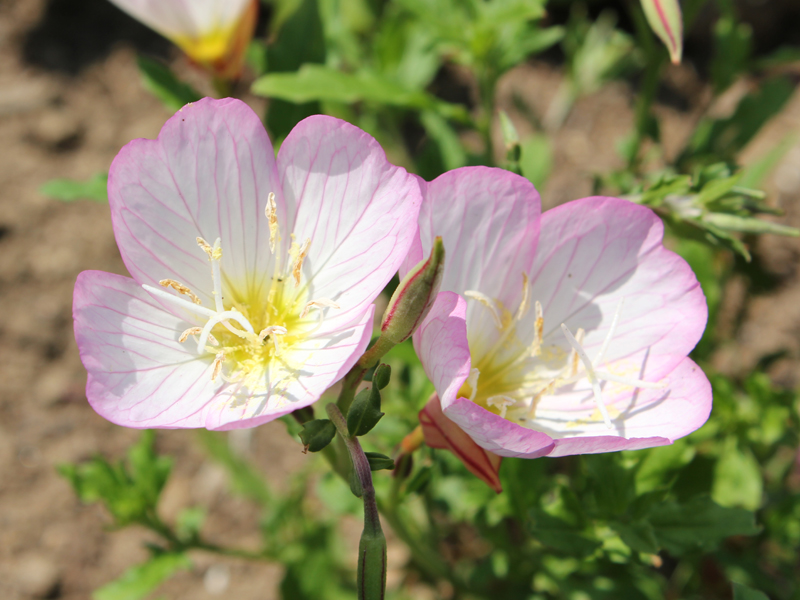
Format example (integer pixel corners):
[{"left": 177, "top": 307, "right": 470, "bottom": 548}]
[
  {"left": 108, "top": 0, "right": 252, "bottom": 38},
  {"left": 74, "top": 270, "right": 219, "bottom": 428},
  {"left": 444, "top": 398, "right": 555, "bottom": 459},
  {"left": 277, "top": 116, "right": 422, "bottom": 334},
  {"left": 526, "top": 197, "right": 706, "bottom": 378},
  {"left": 420, "top": 395, "right": 503, "bottom": 493},
  {"left": 413, "top": 291, "right": 472, "bottom": 409},
  {"left": 545, "top": 357, "right": 711, "bottom": 456},
  {"left": 109, "top": 97, "right": 282, "bottom": 308},
  {"left": 404, "top": 167, "right": 541, "bottom": 352},
  {"left": 204, "top": 306, "right": 375, "bottom": 430}
]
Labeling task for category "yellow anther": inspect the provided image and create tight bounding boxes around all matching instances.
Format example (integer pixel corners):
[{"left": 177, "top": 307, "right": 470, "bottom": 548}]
[
  {"left": 196, "top": 236, "right": 213, "bottom": 257},
  {"left": 292, "top": 238, "right": 310, "bottom": 286},
  {"left": 515, "top": 273, "right": 530, "bottom": 320},
  {"left": 159, "top": 279, "right": 202, "bottom": 305},
  {"left": 464, "top": 291, "right": 504, "bottom": 329},
  {"left": 265, "top": 192, "right": 279, "bottom": 254},
  {"left": 211, "top": 351, "right": 225, "bottom": 382},
  {"left": 299, "top": 298, "right": 340, "bottom": 319}
]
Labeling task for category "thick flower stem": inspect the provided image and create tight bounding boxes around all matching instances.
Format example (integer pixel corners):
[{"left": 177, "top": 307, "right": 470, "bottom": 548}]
[{"left": 326, "top": 404, "right": 387, "bottom": 600}]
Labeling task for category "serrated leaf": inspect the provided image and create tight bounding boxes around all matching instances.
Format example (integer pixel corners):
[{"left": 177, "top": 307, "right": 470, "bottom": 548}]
[
  {"left": 346, "top": 387, "right": 384, "bottom": 437},
  {"left": 136, "top": 55, "right": 201, "bottom": 112},
  {"left": 648, "top": 495, "right": 760, "bottom": 555},
  {"left": 364, "top": 452, "right": 395, "bottom": 471},
  {"left": 93, "top": 552, "right": 190, "bottom": 600},
  {"left": 299, "top": 419, "right": 337, "bottom": 452},
  {"left": 40, "top": 173, "right": 108, "bottom": 202}
]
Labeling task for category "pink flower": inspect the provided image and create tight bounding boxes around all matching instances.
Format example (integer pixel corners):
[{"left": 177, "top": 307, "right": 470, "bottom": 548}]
[
  {"left": 404, "top": 167, "right": 711, "bottom": 490},
  {"left": 108, "top": 0, "right": 258, "bottom": 79},
  {"left": 73, "top": 98, "right": 421, "bottom": 430}
]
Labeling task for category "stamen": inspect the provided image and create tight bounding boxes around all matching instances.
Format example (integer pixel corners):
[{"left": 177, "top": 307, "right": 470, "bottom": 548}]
[
  {"left": 258, "top": 325, "right": 287, "bottom": 354},
  {"left": 300, "top": 298, "right": 340, "bottom": 319},
  {"left": 515, "top": 273, "right": 531, "bottom": 321},
  {"left": 159, "top": 279, "right": 201, "bottom": 305},
  {"left": 180, "top": 327, "right": 218, "bottom": 345},
  {"left": 464, "top": 368, "right": 480, "bottom": 402},
  {"left": 593, "top": 298, "right": 624, "bottom": 367},
  {"left": 292, "top": 238, "right": 310, "bottom": 286},
  {"left": 142, "top": 284, "right": 218, "bottom": 319},
  {"left": 530, "top": 300, "right": 544, "bottom": 356},
  {"left": 487, "top": 395, "right": 516, "bottom": 419},
  {"left": 569, "top": 328, "right": 585, "bottom": 377},
  {"left": 527, "top": 380, "right": 556, "bottom": 419},
  {"left": 560, "top": 323, "right": 613, "bottom": 429},
  {"left": 265, "top": 192, "right": 279, "bottom": 254},
  {"left": 197, "top": 309, "right": 255, "bottom": 353},
  {"left": 594, "top": 370, "right": 667, "bottom": 389},
  {"left": 196, "top": 236, "right": 214, "bottom": 258},
  {"left": 211, "top": 352, "right": 225, "bottom": 381},
  {"left": 464, "top": 291, "right": 503, "bottom": 329}
]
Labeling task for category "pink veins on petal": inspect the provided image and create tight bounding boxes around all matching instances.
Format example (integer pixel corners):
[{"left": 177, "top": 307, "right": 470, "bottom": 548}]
[{"left": 73, "top": 97, "right": 421, "bottom": 430}]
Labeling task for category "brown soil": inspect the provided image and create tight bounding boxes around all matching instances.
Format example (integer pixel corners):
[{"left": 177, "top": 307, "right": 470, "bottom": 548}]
[{"left": 0, "top": 0, "right": 799, "bottom": 599}]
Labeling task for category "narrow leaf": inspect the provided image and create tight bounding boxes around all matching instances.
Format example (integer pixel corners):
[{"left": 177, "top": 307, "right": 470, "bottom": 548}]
[
  {"left": 40, "top": 173, "right": 108, "bottom": 202},
  {"left": 93, "top": 553, "right": 191, "bottom": 600},
  {"left": 136, "top": 55, "right": 202, "bottom": 112}
]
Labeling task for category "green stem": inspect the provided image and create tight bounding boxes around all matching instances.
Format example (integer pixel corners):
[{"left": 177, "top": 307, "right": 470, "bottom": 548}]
[{"left": 336, "top": 335, "right": 396, "bottom": 415}]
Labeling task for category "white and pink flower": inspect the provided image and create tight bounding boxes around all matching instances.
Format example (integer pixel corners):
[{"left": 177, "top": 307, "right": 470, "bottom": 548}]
[
  {"left": 108, "top": 0, "right": 258, "bottom": 79},
  {"left": 405, "top": 167, "right": 711, "bottom": 491},
  {"left": 73, "top": 98, "right": 421, "bottom": 430}
]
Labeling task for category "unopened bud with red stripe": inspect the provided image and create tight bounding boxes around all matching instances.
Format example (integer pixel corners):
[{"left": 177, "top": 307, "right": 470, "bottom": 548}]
[
  {"left": 640, "top": 0, "right": 683, "bottom": 64},
  {"left": 380, "top": 237, "right": 445, "bottom": 344}
]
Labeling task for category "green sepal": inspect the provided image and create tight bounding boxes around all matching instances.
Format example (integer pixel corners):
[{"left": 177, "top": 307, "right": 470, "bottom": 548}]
[
  {"left": 298, "top": 419, "right": 336, "bottom": 452},
  {"left": 346, "top": 387, "right": 385, "bottom": 437},
  {"left": 364, "top": 452, "right": 395, "bottom": 472}
]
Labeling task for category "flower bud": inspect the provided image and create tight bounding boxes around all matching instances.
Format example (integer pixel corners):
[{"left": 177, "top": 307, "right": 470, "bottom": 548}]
[
  {"left": 419, "top": 395, "right": 503, "bottom": 493},
  {"left": 640, "top": 0, "right": 683, "bottom": 64},
  {"left": 380, "top": 237, "right": 445, "bottom": 344},
  {"left": 357, "top": 527, "right": 387, "bottom": 600}
]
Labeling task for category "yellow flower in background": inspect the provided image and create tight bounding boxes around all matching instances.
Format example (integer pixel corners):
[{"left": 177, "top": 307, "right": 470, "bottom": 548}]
[{"left": 108, "top": 0, "right": 258, "bottom": 80}]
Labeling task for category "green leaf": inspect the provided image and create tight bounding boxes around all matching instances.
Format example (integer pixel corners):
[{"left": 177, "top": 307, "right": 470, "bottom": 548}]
[
  {"left": 732, "top": 582, "right": 770, "bottom": 600},
  {"left": 254, "top": 64, "right": 465, "bottom": 119},
  {"left": 93, "top": 552, "right": 191, "bottom": 600},
  {"left": 528, "top": 509, "right": 601, "bottom": 556},
  {"left": 711, "top": 16, "right": 752, "bottom": 92},
  {"left": 634, "top": 439, "right": 696, "bottom": 494},
  {"left": 419, "top": 110, "right": 468, "bottom": 173},
  {"left": 299, "top": 419, "right": 337, "bottom": 452},
  {"left": 585, "top": 455, "right": 635, "bottom": 518},
  {"left": 611, "top": 521, "right": 659, "bottom": 554},
  {"left": 371, "top": 363, "right": 391, "bottom": 390},
  {"left": 648, "top": 495, "right": 760, "bottom": 555},
  {"left": 346, "top": 387, "right": 384, "bottom": 437},
  {"left": 712, "top": 437, "right": 763, "bottom": 511},
  {"left": 175, "top": 507, "right": 205, "bottom": 542},
  {"left": 519, "top": 134, "right": 553, "bottom": 191},
  {"left": 40, "top": 172, "right": 108, "bottom": 202},
  {"left": 702, "top": 213, "right": 800, "bottom": 237},
  {"left": 136, "top": 56, "right": 201, "bottom": 112},
  {"left": 364, "top": 452, "right": 395, "bottom": 471}
]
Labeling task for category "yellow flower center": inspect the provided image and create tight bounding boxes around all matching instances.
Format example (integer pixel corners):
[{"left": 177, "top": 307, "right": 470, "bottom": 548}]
[
  {"left": 459, "top": 274, "right": 664, "bottom": 429},
  {"left": 143, "top": 192, "right": 340, "bottom": 393}
]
